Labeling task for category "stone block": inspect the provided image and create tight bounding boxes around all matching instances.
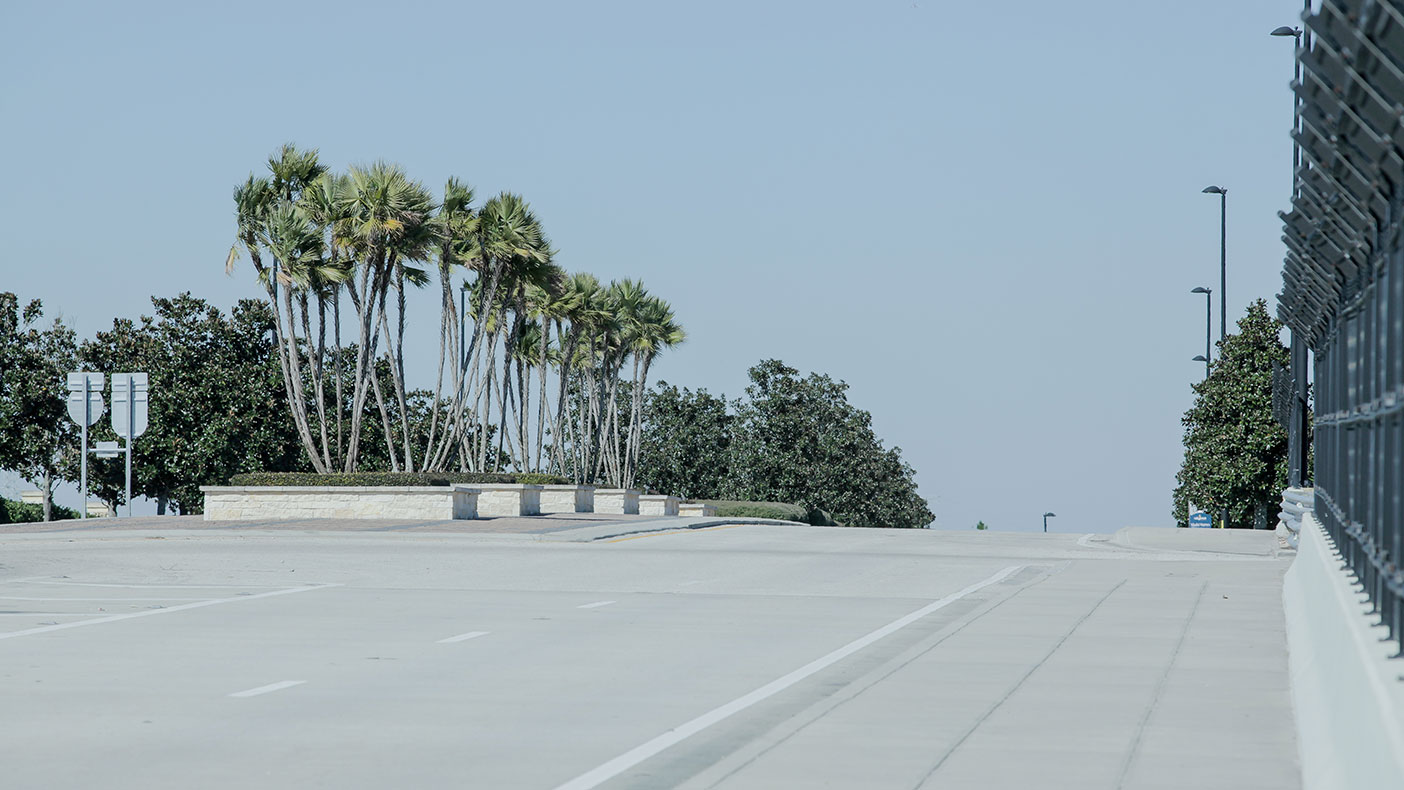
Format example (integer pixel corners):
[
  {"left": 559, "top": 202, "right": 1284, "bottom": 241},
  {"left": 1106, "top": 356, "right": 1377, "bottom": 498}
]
[
  {"left": 638, "top": 494, "right": 680, "bottom": 517},
  {"left": 457, "top": 484, "right": 542, "bottom": 517},
  {"left": 594, "top": 488, "right": 640, "bottom": 515},
  {"left": 539, "top": 485, "right": 594, "bottom": 514},
  {"left": 678, "top": 502, "right": 717, "bottom": 517}
]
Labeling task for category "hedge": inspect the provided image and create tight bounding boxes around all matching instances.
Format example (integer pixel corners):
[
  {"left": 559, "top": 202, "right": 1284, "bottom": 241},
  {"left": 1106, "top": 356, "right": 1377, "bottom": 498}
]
[
  {"left": 695, "top": 500, "right": 810, "bottom": 523},
  {"left": 226, "top": 472, "right": 569, "bottom": 487},
  {"left": 0, "top": 496, "right": 80, "bottom": 523}
]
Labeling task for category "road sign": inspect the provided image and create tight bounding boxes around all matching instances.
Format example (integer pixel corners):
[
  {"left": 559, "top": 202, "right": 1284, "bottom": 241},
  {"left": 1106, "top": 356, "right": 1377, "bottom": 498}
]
[
  {"left": 65, "top": 372, "right": 105, "bottom": 427},
  {"left": 1189, "top": 511, "right": 1213, "bottom": 528},
  {"left": 94, "top": 441, "right": 122, "bottom": 458},
  {"left": 111, "top": 373, "right": 148, "bottom": 438}
]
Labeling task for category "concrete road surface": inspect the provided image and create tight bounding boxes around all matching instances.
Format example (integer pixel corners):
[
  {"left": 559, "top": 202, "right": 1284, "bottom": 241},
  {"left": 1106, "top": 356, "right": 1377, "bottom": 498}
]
[{"left": 0, "top": 521, "right": 1299, "bottom": 789}]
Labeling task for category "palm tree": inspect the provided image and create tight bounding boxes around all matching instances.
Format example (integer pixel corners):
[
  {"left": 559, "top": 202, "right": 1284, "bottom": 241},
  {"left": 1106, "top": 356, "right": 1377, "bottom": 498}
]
[
  {"left": 336, "top": 162, "right": 436, "bottom": 471},
  {"left": 423, "top": 178, "right": 476, "bottom": 470},
  {"left": 623, "top": 296, "right": 685, "bottom": 487}
]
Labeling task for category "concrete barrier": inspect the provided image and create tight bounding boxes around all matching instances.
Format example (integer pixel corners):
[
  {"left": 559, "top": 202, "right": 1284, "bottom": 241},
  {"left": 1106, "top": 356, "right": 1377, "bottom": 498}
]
[
  {"left": 539, "top": 484, "right": 594, "bottom": 514},
  {"left": 638, "top": 495, "right": 680, "bottom": 517},
  {"left": 678, "top": 502, "right": 716, "bottom": 518},
  {"left": 200, "top": 486, "right": 477, "bottom": 520},
  {"left": 1284, "top": 512, "right": 1404, "bottom": 790},
  {"left": 594, "top": 488, "right": 639, "bottom": 515}
]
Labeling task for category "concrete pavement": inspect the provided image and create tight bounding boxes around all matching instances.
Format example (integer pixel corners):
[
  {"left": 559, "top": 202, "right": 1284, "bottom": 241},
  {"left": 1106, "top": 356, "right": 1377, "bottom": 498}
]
[{"left": 0, "top": 522, "right": 1298, "bottom": 789}]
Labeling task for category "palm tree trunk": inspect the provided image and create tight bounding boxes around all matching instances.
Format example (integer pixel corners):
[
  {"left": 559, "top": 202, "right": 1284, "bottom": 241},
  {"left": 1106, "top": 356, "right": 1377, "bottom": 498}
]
[
  {"left": 333, "top": 288, "right": 344, "bottom": 464},
  {"left": 281, "top": 284, "right": 329, "bottom": 473}
]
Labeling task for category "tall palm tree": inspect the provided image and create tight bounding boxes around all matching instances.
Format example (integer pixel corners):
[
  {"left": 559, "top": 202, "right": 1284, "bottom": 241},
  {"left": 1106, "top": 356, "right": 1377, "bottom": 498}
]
[
  {"left": 422, "top": 178, "right": 476, "bottom": 470},
  {"left": 336, "top": 162, "right": 436, "bottom": 471},
  {"left": 623, "top": 296, "right": 685, "bottom": 487}
]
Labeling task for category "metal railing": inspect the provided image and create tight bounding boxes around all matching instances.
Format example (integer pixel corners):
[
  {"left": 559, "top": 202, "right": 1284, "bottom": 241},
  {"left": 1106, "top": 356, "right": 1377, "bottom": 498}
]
[{"left": 1277, "top": 0, "right": 1404, "bottom": 650}]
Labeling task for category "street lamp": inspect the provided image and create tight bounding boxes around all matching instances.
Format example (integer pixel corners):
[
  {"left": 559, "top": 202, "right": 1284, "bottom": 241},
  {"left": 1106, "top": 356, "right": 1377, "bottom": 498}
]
[
  {"left": 1191, "top": 287, "right": 1212, "bottom": 376},
  {"left": 1202, "top": 185, "right": 1227, "bottom": 342},
  {"left": 1042, "top": 512, "right": 1056, "bottom": 533},
  {"left": 1270, "top": 25, "right": 1303, "bottom": 196}
]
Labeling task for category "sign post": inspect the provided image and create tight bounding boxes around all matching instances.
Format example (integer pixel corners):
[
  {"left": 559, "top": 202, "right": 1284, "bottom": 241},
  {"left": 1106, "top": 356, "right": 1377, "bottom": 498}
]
[
  {"left": 65, "top": 372, "right": 105, "bottom": 518},
  {"left": 110, "top": 373, "right": 149, "bottom": 518}
]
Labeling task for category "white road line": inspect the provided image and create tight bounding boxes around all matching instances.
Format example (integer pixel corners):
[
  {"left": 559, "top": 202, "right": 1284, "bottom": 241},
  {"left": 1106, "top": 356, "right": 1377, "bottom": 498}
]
[
  {"left": 25, "top": 581, "right": 289, "bottom": 589},
  {"left": 438, "top": 630, "right": 490, "bottom": 644},
  {"left": 228, "top": 680, "right": 305, "bottom": 698},
  {"left": 0, "top": 584, "right": 337, "bottom": 641},
  {"left": 0, "top": 613, "right": 108, "bottom": 617},
  {"left": 577, "top": 600, "right": 616, "bottom": 609},
  {"left": 551, "top": 565, "right": 1026, "bottom": 790},
  {"left": 0, "top": 596, "right": 215, "bottom": 601}
]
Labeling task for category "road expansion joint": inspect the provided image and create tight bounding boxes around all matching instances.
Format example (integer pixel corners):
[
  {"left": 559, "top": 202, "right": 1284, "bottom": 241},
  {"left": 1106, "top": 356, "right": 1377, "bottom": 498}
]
[
  {"left": 909, "top": 576, "right": 1130, "bottom": 790},
  {"left": 604, "top": 565, "right": 1063, "bottom": 790}
]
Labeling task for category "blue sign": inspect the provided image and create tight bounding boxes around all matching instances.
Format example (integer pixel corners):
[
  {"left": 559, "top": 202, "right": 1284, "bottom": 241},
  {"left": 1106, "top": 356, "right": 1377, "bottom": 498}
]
[{"left": 1189, "top": 511, "right": 1213, "bottom": 528}]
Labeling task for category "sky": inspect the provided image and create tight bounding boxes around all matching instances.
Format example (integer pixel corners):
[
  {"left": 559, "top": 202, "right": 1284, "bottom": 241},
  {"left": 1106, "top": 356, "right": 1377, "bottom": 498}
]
[{"left": 0, "top": 0, "right": 1309, "bottom": 531}]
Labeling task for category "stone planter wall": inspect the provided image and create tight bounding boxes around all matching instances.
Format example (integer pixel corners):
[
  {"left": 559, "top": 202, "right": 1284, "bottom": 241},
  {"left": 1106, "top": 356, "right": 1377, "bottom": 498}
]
[
  {"left": 539, "top": 485, "right": 594, "bottom": 514},
  {"left": 462, "top": 484, "right": 542, "bottom": 517},
  {"left": 678, "top": 502, "right": 717, "bottom": 518},
  {"left": 639, "top": 495, "right": 680, "bottom": 517},
  {"left": 200, "top": 486, "right": 478, "bottom": 521},
  {"left": 594, "top": 488, "right": 640, "bottom": 515}
]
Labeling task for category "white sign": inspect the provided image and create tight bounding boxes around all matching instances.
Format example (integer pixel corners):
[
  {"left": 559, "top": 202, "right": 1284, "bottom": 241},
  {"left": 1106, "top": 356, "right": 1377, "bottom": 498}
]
[
  {"left": 111, "top": 372, "right": 149, "bottom": 438},
  {"left": 65, "top": 372, "right": 105, "bottom": 427}
]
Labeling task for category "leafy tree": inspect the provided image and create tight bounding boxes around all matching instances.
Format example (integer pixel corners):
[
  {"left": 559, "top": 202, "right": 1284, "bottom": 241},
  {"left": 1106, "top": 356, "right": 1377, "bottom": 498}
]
[
  {"left": 1173, "top": 300, "right": 1289, "bottom": 529},
  {"left": 75, "top": 294, "right": 303, "bottom": 513},
  {"left": 0, "top": 293, "right": 78, "bottom": 520},
  {"left": 975, "top": 521, "right": 988, "bottom": 530},
  {"left": 636, "top": 382, "right": 732, "bottom": 499},
  {"left": 724, "top": 360, "right": 934, "bottom": 528}
]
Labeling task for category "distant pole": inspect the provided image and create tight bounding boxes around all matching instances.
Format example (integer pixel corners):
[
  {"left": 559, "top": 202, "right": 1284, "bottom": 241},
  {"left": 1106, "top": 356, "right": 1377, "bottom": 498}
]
[
  {"left": 1191, "top": 287, "right": 1212, "bottom": 377},
  {"left": 1202, "top": 186, "right": 1228, "bottom": 342},
  {"left": 80, "top": 378, "right": 90, "bottom": 519},
  {"left": 1042, "top": 511, "right": 1056, "bottom": 533}
]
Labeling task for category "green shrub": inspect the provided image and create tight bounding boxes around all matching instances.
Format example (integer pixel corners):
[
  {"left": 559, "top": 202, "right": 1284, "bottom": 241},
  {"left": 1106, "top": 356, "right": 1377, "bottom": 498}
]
[
  {"left": 225, "top": 472, "right": 569, "bottom": 487},
  {"left": 696, "top": 500, "right": 809, "bottom": 523},
  {"left": 0, "top": 496, "right": 80, "bottom": 523}
]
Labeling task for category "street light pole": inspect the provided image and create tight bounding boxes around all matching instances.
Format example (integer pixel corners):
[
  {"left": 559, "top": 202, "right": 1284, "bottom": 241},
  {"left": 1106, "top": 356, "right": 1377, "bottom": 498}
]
[
  {"left": 1191, "top": 287, "right": 1212, "bottom": 377},
  {"left": 1202, "top": 186, "right": 1227, "bottom": 342},
  {"left": 1042, "top": 512, "right": 1056, "bottom": 533},
  {"left": 1270, "top": 25, "right": 1303, "bottom": 197}
]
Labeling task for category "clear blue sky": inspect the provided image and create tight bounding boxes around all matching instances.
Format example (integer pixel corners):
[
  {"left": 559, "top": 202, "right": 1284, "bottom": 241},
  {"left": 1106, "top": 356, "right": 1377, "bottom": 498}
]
[{"left": 0, "top": 0, "right": 1306, "bottom": 530}]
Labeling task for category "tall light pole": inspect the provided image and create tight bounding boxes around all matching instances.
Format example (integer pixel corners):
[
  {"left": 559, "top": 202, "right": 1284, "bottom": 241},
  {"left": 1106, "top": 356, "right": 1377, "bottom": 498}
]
[
  {"left": 1270, "top": 25, "right": 1303, "bottom": 196},
  {"left": 1274, "top": 17, "right": 1312, "bottom": 488},
  {"left": 1191, "top": 287, "right": 1212, "bottom": 376},
  {"left": 1202, "top": 185, "right": 1227, "bottom": 341},
  {"left": 1042, "top": 512, "right": 1056, "bottom": 533}
]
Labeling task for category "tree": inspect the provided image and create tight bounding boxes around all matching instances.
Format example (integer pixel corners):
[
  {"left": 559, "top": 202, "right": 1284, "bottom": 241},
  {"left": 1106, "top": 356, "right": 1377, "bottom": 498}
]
[
  {"left": 77, "top": 294, "right": 303, "bottom": 513},
  {"left": 725, "top": 360, "right": 934, "bottom": 528},
  {"left": 1173, "top": 300, "right": 1289, "bottom": 529},
  {"left": 0, "top": 293, "right": 77, "bottom": 520},
  {"left": 975, "top": 521, "right": 988, "bottom": 530},
  {"left": 636, "top": 383, "right": 732, "bottom": 499}
]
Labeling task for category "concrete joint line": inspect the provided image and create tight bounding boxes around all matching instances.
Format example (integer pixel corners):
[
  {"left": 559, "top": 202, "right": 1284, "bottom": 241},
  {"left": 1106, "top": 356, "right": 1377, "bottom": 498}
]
[
  {"left": 551, "top": 565, "right": 1028, "bottom": 790},
  {"left": 674, "top": 565, "right": 1060, "bottom": 790},
  {"left": 0, "top": 583, "right": 339, "bottom": 641},
  {"left": 910, "top": 577, "right": 1130, "bottom": 790},
  {"left": 1114, "top": 581, "right": 1209, "bottom": 789}
]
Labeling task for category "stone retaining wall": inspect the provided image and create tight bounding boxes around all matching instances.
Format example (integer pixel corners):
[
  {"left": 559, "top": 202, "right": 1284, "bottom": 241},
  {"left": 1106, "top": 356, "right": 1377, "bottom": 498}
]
[
  {"left": 466, "top": 484, "right": 543, "bottom": 517},
  {"left": 540, "top": 485, "right": 594, "bottom": 514},
  {"left": 639, "top": 495, "right": 680, "bottom": 517},
  {"left": 200, "top": 486, "right": 478, "bottom": 521},
  {"left": 595, "top": 488, "right": 640, "bottom": 515}
]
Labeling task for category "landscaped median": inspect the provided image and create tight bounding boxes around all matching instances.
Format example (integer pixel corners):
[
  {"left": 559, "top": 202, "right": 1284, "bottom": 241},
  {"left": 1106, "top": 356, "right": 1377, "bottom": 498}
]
[{"left": 200, "top": 473, "right": 816, "bottom": 526}]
